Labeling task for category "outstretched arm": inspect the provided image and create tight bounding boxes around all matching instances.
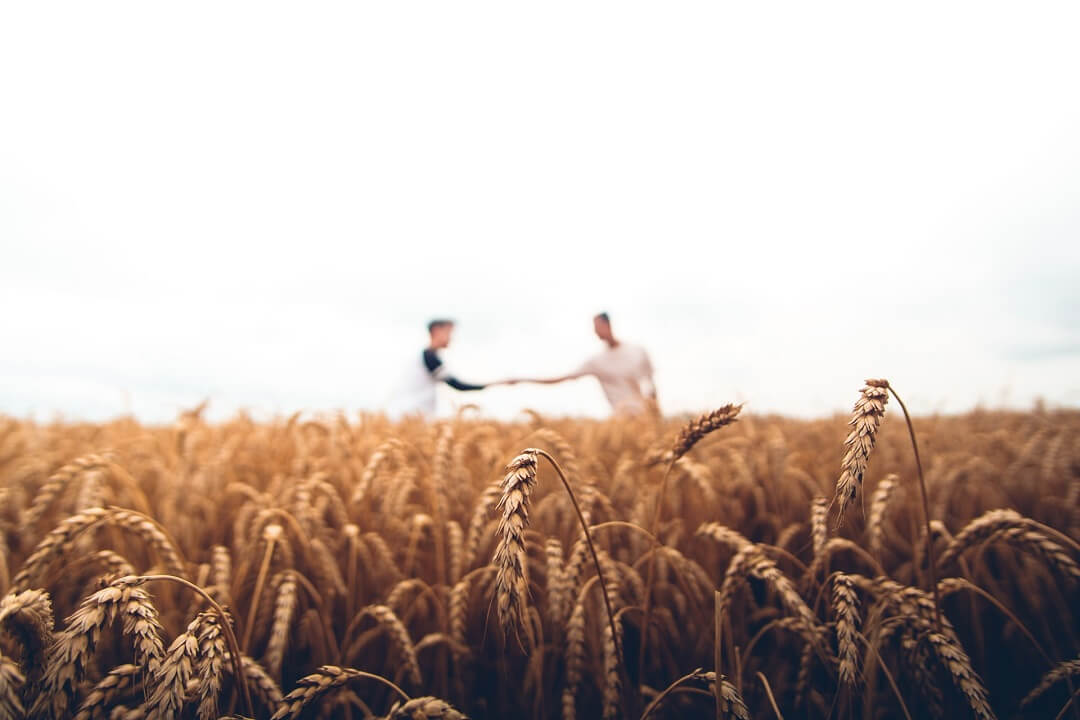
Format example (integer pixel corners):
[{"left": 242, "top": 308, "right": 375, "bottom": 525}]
[
  {"left": 444, "top": 376, "right": 487, "bottom": 392},
  {"left": 424, "top": 349, "right": 488, "bottom": 392},
  {"left": 514, "top": 372, "right": 587, "bottom": 385}
]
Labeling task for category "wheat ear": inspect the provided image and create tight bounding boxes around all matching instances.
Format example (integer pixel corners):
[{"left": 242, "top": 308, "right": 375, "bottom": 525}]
[
  {"left": 32, "top": 575, "right": 165, "bottom": 718},
  {"left": 1021, "top": 658, "right": 1080, "bottom": 708},
  {"left": 270, "top": 665, "right": 409, "bottom": 720},
  {"left": 264, "top": 573, "right": 298, "bottom": 679},
  {"left": 867, "top": 473, "right": 899, "bottom": 558},
  {"left": 144, "top": 613, "right": 204, "bottom": 720},
  {"left": 22, "top": 453, "right": 110, "bottom": 531},
  {"left": 811, "top": 496, "right": 827, "bottom": 558},
  {"left": 385, "top": 696, "right": 469, "bottom": 719},
  {"left": 73, "top": 664, "right": 139, "bottom": 720},
  {"left": 493, "top": 452, "right": 538, "bottom": 646},
  {"left": 193, "top": 610, "right": 226, "bottom": 720},
  {"left": 0, "top": 588, "right": 55, "bottom": 708},
  {"left": 13, "top": 507, "right": 186, "bottom": 591},
  {"left": 601, "top": 612, "right": 625, "bottom": 720},
  {"left": 939, "top": 508, "right": 1080, "bottom": 581},
  {"left": 357, "top": 604, "right": 422, "bottom": 688},
  {"left": 832, "top": 379, "right": 889, "bottom": 524},
  {"left": 832, "top": 573, "right": 860, "bottom": 687},
  {"left": 0, "top": 651, "right": 24, "bottom": 719}
]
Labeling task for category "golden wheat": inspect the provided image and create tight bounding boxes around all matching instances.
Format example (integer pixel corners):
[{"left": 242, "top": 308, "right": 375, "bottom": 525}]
[{"left": 0, "top": 402, "right": 1075, "bottom": 719}]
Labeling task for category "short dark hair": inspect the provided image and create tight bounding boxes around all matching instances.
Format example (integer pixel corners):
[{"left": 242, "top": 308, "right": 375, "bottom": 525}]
[
  {"left": 428, "top": 318, "right": 455, "bottom": 333},
  {"left": 594, "top": 312, "right": 610, "bottom": 324}
]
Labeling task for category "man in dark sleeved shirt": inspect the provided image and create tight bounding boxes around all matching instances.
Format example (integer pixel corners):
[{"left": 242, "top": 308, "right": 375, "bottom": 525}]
[
  {"left": 389, "top": 319, "right": 510, "bottom": 416},
  {"left": 422, "top": 347, "right": 486, "bottom": 392}
]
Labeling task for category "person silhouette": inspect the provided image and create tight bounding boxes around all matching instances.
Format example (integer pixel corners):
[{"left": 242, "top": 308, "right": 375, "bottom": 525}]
[
  {"left": 388, "top": 318, "right": 513, "bottom": 417},
  {"left": 512, "top": 312, "right": 657, "bottom": 415}
]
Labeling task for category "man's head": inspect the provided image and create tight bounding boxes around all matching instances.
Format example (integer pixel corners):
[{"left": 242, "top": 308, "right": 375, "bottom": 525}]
[
  {"left": 427, "top": 319, "right": 455, "bottom": 349},
  {"left": 592, "top": 312, "right": 613, "bottom": 342}
]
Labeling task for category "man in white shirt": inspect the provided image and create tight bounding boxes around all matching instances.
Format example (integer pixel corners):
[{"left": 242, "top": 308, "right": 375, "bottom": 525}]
[
  {"left": 515, "top": 313, "right": 657, "bottom": 415},
  {"left": 388, "top": 319, "right": 512, "bottom": 417}
]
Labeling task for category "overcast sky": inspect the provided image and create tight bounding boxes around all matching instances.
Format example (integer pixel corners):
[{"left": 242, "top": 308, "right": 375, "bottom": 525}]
[{"left": 2, "top": 2, "right": 1078, "bottom": 422}]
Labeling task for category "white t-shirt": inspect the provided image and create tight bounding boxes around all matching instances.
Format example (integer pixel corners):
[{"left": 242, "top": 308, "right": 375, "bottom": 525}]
[
  {"left": 387, "top": 349, "right": 485, "bottom": 418},
  {"left": 576, "top": 342, "right": 655, "bottom": 414},
  {"left": 387, "top": 351, "right": 440, "bottom": 418}
]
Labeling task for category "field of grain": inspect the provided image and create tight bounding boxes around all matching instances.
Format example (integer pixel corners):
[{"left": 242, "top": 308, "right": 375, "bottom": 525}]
[{"left": 1, "top": 386, "right": 1078, "bottom": 719}]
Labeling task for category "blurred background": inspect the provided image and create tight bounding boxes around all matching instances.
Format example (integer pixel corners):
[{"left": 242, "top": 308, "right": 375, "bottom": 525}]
[{"left": 2, "top": 2, "right": 1078, "bottom": 422}]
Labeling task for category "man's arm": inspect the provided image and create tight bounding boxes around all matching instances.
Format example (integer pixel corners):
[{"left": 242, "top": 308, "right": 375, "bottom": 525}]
[
  {"left": 423, "top": 349, "right": 487, "bottom": 392},
  {"left": 512, "top": 355, "right": 595, "bottom": 385},
  {"left": 514, "top": 371, "right": 587, "bottom": 385}
]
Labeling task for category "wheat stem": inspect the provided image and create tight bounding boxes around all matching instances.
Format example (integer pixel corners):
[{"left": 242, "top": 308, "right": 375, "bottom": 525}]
[
  {"left": 533, "top": 448, "right": 623, "bottom": 663},
  {"left": 887, "top": 385, "right": 942, "bottom": 634}
]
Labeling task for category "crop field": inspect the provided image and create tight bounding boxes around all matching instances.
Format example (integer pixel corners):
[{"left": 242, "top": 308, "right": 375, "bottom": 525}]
[{"left": 0, "top": 383, "right": 1078, "bottom": 719}]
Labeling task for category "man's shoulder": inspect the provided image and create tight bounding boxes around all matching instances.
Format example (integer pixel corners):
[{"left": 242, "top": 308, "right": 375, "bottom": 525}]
[{"left": 422, "top": 348, "right": 443, "bottom": 371}]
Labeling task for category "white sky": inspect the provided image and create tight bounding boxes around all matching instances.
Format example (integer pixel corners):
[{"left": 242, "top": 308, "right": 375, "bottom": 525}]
[{"left": 2, "top": 2, "right": 1078, "bottom": 422}]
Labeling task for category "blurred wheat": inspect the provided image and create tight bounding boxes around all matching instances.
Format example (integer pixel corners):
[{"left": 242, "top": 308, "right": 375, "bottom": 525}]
[{"left": 0, "top": 396, "right": 1076, "bottom": 718}]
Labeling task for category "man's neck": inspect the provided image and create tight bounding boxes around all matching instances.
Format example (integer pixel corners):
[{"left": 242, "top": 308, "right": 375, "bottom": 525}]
[{"left": 605, "top": 338, "right": 620, "bottom": 349}]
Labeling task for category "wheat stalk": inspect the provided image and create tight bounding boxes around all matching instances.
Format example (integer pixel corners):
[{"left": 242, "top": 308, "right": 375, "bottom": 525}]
[
  {"left": 0, "top": 588, "right": 55, "bottom": 709},
  {"left": 270, "top": 665, "right": 408, "bottom": 720},
  {"left": 939, "top": 508, "right": 1080, "bottom": 580},
  {"left": 0, "top": 651, "right": 24, "bottom": 719},
  {"left": 357, "top": 604, "right": 422, "bottom": 688},
  {"left": 210, "top": 545, "right": 232, "bottom": 605},
  {"left": 832, "top": 573, "right": 860, "bottom": 687},
  {"left": 447, "top": 520, "right": 464, "bottom": 584},
  {"left": 544, "top": 537, "right": 566, "bottom": 629},
  {"left": 13, "top": 507, "right": 186, "bottom": 591},
  {"left": 601, "top": 612, "right": 624, "bottom": 720},
  {"left": 493, "top": 451, "right": 538, "bottom": 647},
  {"left": 695, "top": 523, "right": 752, "bottom": 552},
  {"left": 867, "top": 473, "right": 899, "bottom": 558},
  {"left": 1021, "top": 658, "right": 1080, "bottom": 708},
  {"left": 810, "top": 496, "right": 827, "bottom": 558},
  {"left": 562, "top": 580, "right": 590, "bottom": 720},
  {"left": 32, "top": 575, "right": 165, "bottom": 718},
  {"left": 385, "top": 696, "right": 468, "bottom": 719},
  {"left": 832, "top": 379, "right": 889, "bottom": 524},
  {"left": 144, "top": 613, "right": 203, "bottom": 720},
  {"left": 221, "top": 651, "right": 283, "bottom": 712},
  {"left": 193, "top": 611, "right": 225, "bottom": 720},
  {"left": 264, "top": 573, "right": 298, "bottom": 679},
  {"left": 22, "top": 453, "right": 111, "bottom": 532},
  {"left": 73, "top": 664, "right": 139, "bottom": 720}
]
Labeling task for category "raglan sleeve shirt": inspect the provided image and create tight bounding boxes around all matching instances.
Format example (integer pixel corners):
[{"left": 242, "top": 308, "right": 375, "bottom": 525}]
[{"left": 422, "top": 349, "right": 486, "bottom": 391}]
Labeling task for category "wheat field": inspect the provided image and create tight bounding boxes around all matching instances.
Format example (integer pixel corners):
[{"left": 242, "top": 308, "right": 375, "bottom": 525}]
[{"left": 1, "top": 388, "right": 1078, "bottom": 719}]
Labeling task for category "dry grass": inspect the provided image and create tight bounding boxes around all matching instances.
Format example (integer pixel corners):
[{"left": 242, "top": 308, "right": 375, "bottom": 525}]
[{"left": 0, "top": 401, "right": 1077, "bottom": 718}]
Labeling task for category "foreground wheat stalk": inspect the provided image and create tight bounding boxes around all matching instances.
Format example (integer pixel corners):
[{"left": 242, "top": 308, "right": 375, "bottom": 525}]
[
  {"left": 493, "top": 448, "right": 621, "bottom": 661},
  {"left": 641, "top": 405, "right": 742, "bottom": 689},
  {"left": 831, "top": 379, "right": 942, "bottom": 632}
]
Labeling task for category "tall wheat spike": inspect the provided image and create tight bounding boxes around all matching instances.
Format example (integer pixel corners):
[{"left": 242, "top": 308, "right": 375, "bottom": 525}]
[
  {"left": 832, "top": 379, "right": 890, "bottom": 524},
  {"left": 493, "top": 451, "right": 538, "bottom": 647}
]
